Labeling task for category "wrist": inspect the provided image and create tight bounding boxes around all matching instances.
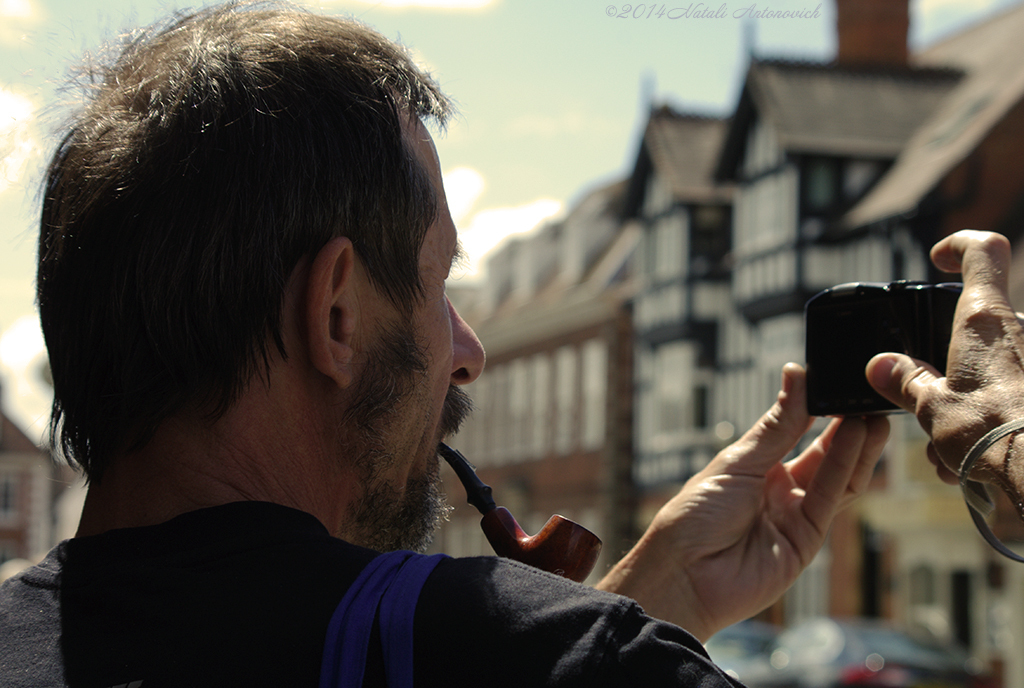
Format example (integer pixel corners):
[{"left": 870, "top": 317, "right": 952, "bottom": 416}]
[{"left": 596, "top": 528, "right": 712, "bottom": 641}]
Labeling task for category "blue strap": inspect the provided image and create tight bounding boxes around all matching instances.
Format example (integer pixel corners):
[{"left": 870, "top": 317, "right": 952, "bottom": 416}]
[
  {"left": 319, "top": 552, "right": 411, "bottom": 688},
  {"left": 319, "top": 551, "right": 447, "bottom": 688},
  {"left": 378, "top": 553, "right": 446, "bottom": 686}
]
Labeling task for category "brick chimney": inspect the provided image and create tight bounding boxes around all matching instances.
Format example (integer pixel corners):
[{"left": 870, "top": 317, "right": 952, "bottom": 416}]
[{"left": 835, "top": 0, "right": 909, "bottom": 68}]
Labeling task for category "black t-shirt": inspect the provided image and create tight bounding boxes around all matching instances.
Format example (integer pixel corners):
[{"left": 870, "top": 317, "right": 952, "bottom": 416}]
[{"left": 0, "top": 502, "right": 744, "bottom": 687}]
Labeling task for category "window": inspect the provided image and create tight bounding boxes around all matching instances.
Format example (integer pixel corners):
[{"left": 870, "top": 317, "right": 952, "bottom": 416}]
[
  {"left": 491, "top": 366, "right": 510, "bottom": 465},
  {"left": 693, "top": 385, "right": 709, "bottom": 429},
  {"left": 690, "top": 205, "right": 731, "bottom": 275},
  {"left": 653, "top": 215, "right": 685, "bottom": 280},
  {"left": 508, "top": 359, "right": 529, "bottom": 461},
  {"left": 694, "top": 205, "right": 725, "bottom": 232},
  {"left": 581, "top": 340, "right": 608, "bottom": 450},
  {"left": 655, "top": 343, "right": 689, "bottom": 434},
  {"left": 554, "top": 346, "right": 578, "bottom": 455},
  {"left": 803, "top": 157, "right": 839, "bottom": 212},
  {"left": 910, "top": 565, "right": 936, "bottom": 606},
  {"left": 0, "top": 475, "right": 17, "bottom": 523},
  {"left": 531, "top": 354, "right": 552, "bottom": 457}
]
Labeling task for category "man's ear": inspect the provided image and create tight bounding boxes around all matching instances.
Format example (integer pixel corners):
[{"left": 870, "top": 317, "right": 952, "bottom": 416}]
[{"left": 306, "top": 237, "right": 358, "bottom": 389}]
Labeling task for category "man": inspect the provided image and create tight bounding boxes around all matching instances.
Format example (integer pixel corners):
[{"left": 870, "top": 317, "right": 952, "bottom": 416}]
[{"left": 0, "top": 2, "right": 888, "bottom": 685}]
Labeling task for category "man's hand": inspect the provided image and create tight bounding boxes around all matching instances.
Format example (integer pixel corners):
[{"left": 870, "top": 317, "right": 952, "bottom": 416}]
[
  {"left": 596, "top": 364, "right": 888, "bottom": 642},
  {"left": 867, "top": 230, "right": 1024, "bottom": 494}
]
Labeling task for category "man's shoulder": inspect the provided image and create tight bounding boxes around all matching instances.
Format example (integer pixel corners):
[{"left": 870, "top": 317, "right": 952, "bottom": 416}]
[
  {"left": 0, "top": 547, "right": 66, "bottom": 686},
  {"left": 0, "top": 544, "right": 64, "bottom": 615},
  {"left": 0, "top": 502, "right": 375, "bottom": 688},
  {"left": 414, "top": 556, "right": 737, "bottom": 686},
  {"left": 425, "top": 554, "right": 632, "bottom": 617}
]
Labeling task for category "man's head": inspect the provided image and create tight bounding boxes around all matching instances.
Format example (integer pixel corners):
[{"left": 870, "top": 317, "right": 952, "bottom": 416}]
[
  {"left": 326, "top": 117, "right": 483, "bottom": 552},
  {"left": 37, "top": 2, "right": 457, "bottom": 484}
]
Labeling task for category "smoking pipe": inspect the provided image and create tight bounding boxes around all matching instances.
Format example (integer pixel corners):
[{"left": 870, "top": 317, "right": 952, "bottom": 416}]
[{"left": 438, "top": 443, "right": 602, "bottom": 583}]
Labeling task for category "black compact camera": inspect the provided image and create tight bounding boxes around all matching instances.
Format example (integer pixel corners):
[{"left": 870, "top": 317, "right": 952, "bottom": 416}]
[{"left": 805, "top": 281, "right": 962, "bottom": 416}]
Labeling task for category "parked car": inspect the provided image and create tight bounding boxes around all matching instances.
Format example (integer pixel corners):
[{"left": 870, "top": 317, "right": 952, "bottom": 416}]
[
  {"left": 729, "top": 617, "right": 992, "bottom": 688},
  {"left": 704, "top": 620, "right": 779, "bottom": 682}
]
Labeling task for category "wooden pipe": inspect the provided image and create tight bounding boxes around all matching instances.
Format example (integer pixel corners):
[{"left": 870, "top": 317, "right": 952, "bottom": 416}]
[{"left": 438, "top": 443, "right": 602, "bottom": 583}]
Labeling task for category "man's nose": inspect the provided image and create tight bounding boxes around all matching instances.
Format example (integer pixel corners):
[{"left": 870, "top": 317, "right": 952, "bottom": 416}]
[{"left": 449, "top": 298, "right": 485, "bottom": 385}]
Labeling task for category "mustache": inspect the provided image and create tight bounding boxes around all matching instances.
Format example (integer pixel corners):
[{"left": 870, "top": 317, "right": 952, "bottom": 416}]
[{"left": 439, "top": 384, "right": 473, "bottom": 439}]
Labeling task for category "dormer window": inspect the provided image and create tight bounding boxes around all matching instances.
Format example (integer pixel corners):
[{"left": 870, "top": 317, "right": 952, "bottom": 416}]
[
  {"left": 804, "top": 157, "right": 839, "bottom": 212},
  {"left": 802, "top": 156, "right": 886, "bottom": 219},
  {"left": 690, "top": 204, "right": 731, "bottom": 276}
]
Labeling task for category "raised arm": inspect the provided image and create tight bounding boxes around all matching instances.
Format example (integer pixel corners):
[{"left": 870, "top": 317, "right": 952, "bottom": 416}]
[{"left": 597, "top": 363, "right": 888, "bottom": 641}]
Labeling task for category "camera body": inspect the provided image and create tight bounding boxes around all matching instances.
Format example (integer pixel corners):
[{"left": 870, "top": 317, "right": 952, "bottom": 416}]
[{"left": 804, "top": 281, "right": 962, "bottom": 416}]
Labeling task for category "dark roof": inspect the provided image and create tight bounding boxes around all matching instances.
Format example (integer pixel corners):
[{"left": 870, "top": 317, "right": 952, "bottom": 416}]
[
  {"left": 846, "top": 1, "right": 1024, "bottom": 227},
  {"left": 646, "top": 107, "right": 733, "bottom": 203},
  {"left": 717, "top": 60, "right": 961, "bottom": 179},
  {"left": 624, "top": 106, "right": 733, "bottom": 216}
]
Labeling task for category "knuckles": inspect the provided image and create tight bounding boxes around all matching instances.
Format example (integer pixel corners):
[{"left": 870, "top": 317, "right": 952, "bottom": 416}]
[{"left": 974, "top": 230, "right": 1012, "bottom": 257}]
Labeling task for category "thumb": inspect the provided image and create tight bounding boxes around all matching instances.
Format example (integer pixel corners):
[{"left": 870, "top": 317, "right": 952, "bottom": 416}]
[
  {"left": 721, "top": 363, "right": 814, "bottom": 472},
  {"left": 866, "top": 353, "right": 942, "bottom": 416}
]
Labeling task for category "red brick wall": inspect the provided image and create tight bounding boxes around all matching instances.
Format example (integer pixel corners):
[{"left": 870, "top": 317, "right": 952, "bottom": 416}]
[{"left": 835, "top": 0, "right": 909, "bottom": 68}]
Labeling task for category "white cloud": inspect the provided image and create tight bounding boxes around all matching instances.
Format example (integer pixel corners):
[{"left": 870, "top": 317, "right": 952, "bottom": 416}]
[
  {"left": 0, "top": 314, "right": 50, "bottom": 443},
  {"left": 917, "top": 0, "right": 999, "bottom": 11},
  {"left": 0, "top": 313, "right": 43, "bottom": 371},
  {"left": 0, "top": 0, "right": 31, "bottom": 18},
  {"left": 0, "top": 0, "right": 38, "bottom": 45},
  {"left": 0, "top": 89, "right": 38, "bottom": 195},
  {"left": 452, "top": 198, "right": 563, "bottom": 279},
  {"left": 443, "top": 166, "right": 485, "bottom": 224}
]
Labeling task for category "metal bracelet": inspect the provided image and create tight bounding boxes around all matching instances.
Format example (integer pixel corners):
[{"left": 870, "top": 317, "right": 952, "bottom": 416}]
[{"left": 958, "top": 419, "right": 1024, "bottom": 563}]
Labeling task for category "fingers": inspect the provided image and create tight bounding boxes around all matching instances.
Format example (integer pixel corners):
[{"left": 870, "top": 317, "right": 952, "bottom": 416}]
[
  {"left": 800, "top": 415, "right": 890, "bottom": 528},
  {"left": 931, "top": 230, "right": 1012, "bottom": 302},
  {"left": 719, "top": 363, "right": 814, "bottom": 474},
  {"left": 782, "top": 417, "right": 843, "bottom": 488},
  {"left": 850, "top": 415, "right": 891, "bottom": 495},
  {"left": 933, "top": 231, "right": 1018, "bottom": 341},
  {"left": 866, "top": 353, "right": 945, "bottom": 424}
]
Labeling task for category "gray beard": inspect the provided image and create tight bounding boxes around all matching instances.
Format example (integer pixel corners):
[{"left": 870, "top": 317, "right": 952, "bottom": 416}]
[
  {"left": 348, "top": 451, "right": 452, "bottom": 553},
  {"left": 340, "top": 321, "right": 472, "bottom": 553}
]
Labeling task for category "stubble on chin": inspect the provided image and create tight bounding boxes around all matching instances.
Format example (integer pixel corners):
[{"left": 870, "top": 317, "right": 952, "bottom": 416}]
[
  {"left": 351, "top": 452, "right": 451, "bottom": 553},
  {"left": 341, "top": 323, "right": 474, "bottom": 553}
]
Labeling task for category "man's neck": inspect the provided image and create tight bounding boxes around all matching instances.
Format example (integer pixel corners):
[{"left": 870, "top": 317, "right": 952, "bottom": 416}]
[{"left": 75, "top": 398, "right": 357, "bottom": 538}]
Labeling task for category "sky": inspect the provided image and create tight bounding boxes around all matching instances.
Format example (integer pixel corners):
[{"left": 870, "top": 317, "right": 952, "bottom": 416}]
[{"left": 0, "top": 0, "right": 1020, "bottom": 440}]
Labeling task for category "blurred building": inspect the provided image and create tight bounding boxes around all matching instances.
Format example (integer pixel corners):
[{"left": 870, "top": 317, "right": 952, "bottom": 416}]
[
  {"left": 442, "top": 1, "right": 1024, "bottom": 684},
  {"left": 0, "top": 397, "right": 57, "bottom": 567},
  {"left": 623, "top": 108, "right": 733, "bottom": 518},
  {"left": 626, "top": 0, "right": 1024, "bottom": 685},
  {"left": 436, "top": 180, "right": 638, "bottom": 580}
]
